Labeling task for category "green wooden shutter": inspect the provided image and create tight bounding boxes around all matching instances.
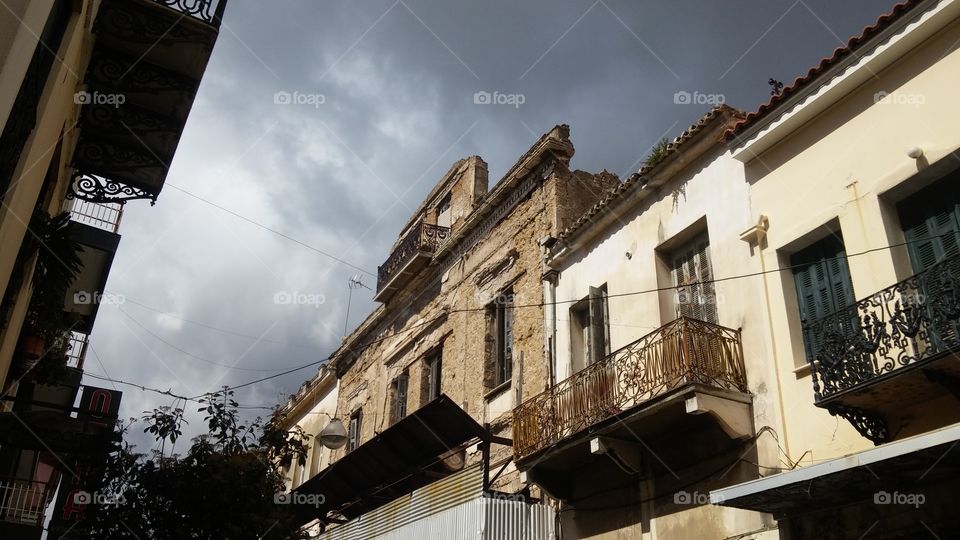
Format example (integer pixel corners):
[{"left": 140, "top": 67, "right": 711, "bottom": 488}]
[
  {"left": 903, "top": 205, "right": 960, "bottom": 273},
  {"left": 792, "top": 235, "right": 855, "bottom": 361},
  {"left": 899, "top": 181, "right": 960, "bottom": 347}
]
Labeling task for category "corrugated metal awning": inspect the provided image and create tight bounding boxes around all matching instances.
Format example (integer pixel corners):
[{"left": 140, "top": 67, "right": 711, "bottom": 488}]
[{"left": 294, "top": 394, "right": 490, "bottom": 525}]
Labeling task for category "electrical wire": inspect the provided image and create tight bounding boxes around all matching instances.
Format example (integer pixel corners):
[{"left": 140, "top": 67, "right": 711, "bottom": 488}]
[
  {"left": 214, "top": 233, "right": 950, "bottom": 395},
  {"left": 118, "top": 307, "right": 313, "bottom": 372},
  {"left": 166, "top": 182, "right": 375, "bottom": 277},
  {"left": 118, "top": 296, "right": 324, "bottom": 351},
  {"left": 91, "top": 233, "right": 954, "bottom": 404}
]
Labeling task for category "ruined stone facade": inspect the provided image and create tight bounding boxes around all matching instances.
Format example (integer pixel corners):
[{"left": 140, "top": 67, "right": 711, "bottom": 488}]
[{"left": 324, "top": 125, "right": 617, "bottom": 492}]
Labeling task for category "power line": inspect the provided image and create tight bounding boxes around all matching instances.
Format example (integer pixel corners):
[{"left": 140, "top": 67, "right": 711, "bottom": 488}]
[
  {"left": 165, "top": 182, "right": 375, "bottom": 277},
  {"left": 118, "top": 308, "right": 314, "bottom": 373},
  {"left": 93, "top": 234, "right": 954, "bottom": 406},
  {"left": 214, "top": 233, "right": 953, "bottom": 394},
  {"left": 82, "top": 372, "right": 280, "bottom": 411},
  {"left": 118, "top": 296, "right": 324, "bottom": 351}
]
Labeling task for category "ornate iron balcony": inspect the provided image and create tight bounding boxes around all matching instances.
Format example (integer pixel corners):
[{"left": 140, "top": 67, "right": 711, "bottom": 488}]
[
  {"left": 151, "top": 0, "right": 227, "bottom": 26},
  {"left": 375, "top": 221, "right": 450, "bottom": 297},
  {"left": 805, "top": 253, "right": 960, "bottom": 404},
  {"left": 513, "top": 317, "right": 747, "bottom": 460}
]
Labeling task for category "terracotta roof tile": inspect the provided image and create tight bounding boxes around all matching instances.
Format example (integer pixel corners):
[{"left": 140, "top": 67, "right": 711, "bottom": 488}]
[
  {"left": 723, "top": 0, "right": 924, "bottom": 141},
  {"left": 558, "top": 105, "right": 743, "bottom": 241}
]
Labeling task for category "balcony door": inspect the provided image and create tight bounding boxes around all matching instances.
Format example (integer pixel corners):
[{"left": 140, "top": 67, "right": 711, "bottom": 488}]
[
  {"left": 672, "top": 234, "right": 718, "bottom": 324},
  {"left": 898, "top": 178, "right": 960, "bottom": 349},
  {"left": 791, "top": 234, "right": 856, "bottom": 363}
]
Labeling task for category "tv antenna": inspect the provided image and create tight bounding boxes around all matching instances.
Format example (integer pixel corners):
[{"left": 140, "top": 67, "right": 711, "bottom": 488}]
[{"left": 344, "top": 275, "right": 372, "bottom": 337}]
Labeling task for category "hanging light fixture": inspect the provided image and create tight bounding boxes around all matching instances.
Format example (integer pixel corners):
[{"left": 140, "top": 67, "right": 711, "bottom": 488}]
[{"left": 317, "top": 418, "right": 348, "bottom": 449}]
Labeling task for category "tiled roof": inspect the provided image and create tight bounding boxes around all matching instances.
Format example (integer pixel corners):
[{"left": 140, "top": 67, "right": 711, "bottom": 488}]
[
  {"left": 723, "top": 0, "right": 924, "bottom": 141},
  {"left": 558, "top": 105, "right": 743, "bottom": 241}
]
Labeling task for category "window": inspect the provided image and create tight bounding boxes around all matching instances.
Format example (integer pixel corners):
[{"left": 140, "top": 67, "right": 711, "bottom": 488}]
[
  {"left": 347, "top": 409, "right": 362, "bottom": 452},
  {"left": 897, "top": 179, "right": 960, "bottom": 274},
  {"left": 487, "top": 289, "right": 514, "bottom": 389},
  {"left": 436, "top": 193, "right": 452, "bottom": 229},
  {"left": 897, "top": 178, "right": 960, "bottom": 345},
  {"left": 791, "top": 234, "right": 855, "bottom": 361},
  {"left": 671, "top": 234, "right": 717, "bottom": 323},
  {"left": 570, "top": 285, "right": 610, "bottom": 373},
  {"left": 390, "top": 371, "right": 409, "bottom": 424},
  {"left": 424, "top": 350, "right": 442, "bottom": 403}
]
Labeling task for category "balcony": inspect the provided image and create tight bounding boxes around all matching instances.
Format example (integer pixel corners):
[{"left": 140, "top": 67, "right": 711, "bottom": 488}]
[
  {"left": 68, "top": 0, "right": 226, "bottom": 204},
  {"left": 805, "top": 253, "right": 960, "bottom": 444},
  {"left": 62, "top": 200, "right": 122, "bottom": 333},
  {"left": 0, "top": 477, "right": 52, "bottom": 532},
  {"left": 374, "top": 221, "right": 450, "bottom": 302},
  {"left": 512, "top": 318, "right": 751, "bottom": 501}
]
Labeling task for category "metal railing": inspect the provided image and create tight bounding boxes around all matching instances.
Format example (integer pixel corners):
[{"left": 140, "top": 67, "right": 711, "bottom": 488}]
[
  {"left": 65, "top": 198, "right": 123, "bottom": 233},
  {"left": 66, "top": 331, "right": 89, "bottom": 369},
  {"left": 805, "top": 253, "right": 960, "bottom": 402},
  {"left": 513, "top": 317, "right": 747, "bottom": 459},
  {"left": 151, "top": 0, "right": 228, "bottom": 27},
  {"left": 376, "top": 221, "right": 450, "bottom": 293},
  {"left": 0, "top": 477, "right": 51, "bottom": 527}
]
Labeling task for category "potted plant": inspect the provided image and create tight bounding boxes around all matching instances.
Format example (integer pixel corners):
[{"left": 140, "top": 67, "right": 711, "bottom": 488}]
[{"left": 19, "top": 210, "right": 84, "bottom": 372}]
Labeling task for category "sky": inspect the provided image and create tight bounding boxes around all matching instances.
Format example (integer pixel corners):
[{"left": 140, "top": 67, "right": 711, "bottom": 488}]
[{"left": 86, "top": 0, "right": 900, "bottom": 450}]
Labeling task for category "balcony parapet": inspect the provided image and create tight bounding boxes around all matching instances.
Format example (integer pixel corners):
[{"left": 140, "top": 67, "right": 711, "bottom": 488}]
[
  {"left": 804, "top": 253, "right": 960, "bottom": 443},
  {"left": 375, "top": 221, "right": 450, "bottom": 300},
  {"left": 807, "top": 254, "right": 960, "bottom": 400},
  {"left": 152, "top": 0, "right": 227, "bottom": 27},
  {"left": 0, "top": 477, "right": 52, "bottom": 527},
  {"left": 513, "top": 317, "right": 747, "bottom": 460}
]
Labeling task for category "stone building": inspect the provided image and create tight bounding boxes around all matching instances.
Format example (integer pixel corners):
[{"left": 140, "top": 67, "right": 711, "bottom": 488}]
[{"left": 286, "top": 125, "right": 618, "bottom": 534}]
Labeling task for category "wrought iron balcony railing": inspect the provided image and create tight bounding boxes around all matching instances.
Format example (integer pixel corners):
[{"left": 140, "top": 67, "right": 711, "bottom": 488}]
[
  {"left": 152, "top": 0, "right": 227, "bottom": 26},
  {"left": 513, "top": 317, "right": 748, "bottom": 460},
  {"left": 805, "top": 253, "right": 960, "bottom": 402},
  {"left": 65, "top": 199, "right": 123, "bottom": 233},
  {"left": 0, "top": 477, "right": 52, "bottom": 527},
  {"left": 376, "top": 221, "right": 451, "bottom": 293}
]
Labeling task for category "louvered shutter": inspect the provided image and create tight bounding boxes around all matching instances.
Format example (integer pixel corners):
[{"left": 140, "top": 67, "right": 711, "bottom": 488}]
[
  {"left": 588, "top": 286, "right": 609, "bottom": 363},
  {"left": 673, "top": 236, "right": 718, "bottom": 323},
  {"left": 502, "top": 301, "right": 514, "bottom": 382},
  {"left": 900, "top": 182, "right": 960, "bottom": 346},
  {"left": 792, "top": 236, "right": 855, "bottom": 361}
]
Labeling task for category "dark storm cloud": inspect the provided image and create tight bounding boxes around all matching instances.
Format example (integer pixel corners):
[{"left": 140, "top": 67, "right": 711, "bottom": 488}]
[{"left": 86, "top": 0, "right": 899, "bottom": 447}]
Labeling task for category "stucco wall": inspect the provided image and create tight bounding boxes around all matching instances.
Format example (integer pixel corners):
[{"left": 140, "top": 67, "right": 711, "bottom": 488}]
[
  {"left": 549, "top": 140, "right": 781, "bottom": 539},
  {"left": 743, "top": 14, "right": 960, "bottom": 463},
  {"left": 0, "top": 0, "right": 93, "bottom": 388}
]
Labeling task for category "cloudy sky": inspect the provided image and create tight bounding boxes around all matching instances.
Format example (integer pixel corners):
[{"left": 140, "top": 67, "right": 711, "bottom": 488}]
[{"left": 86, "top": 0, "right": 898, "bottom": 449}]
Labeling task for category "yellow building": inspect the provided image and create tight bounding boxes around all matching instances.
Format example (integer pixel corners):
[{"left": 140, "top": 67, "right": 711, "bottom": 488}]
[
  {"left": 0, "top": 1, "right": 224, "bottom": 537},
  {"left": 712, "top": 0, "right": 960, "bottom": 537}
]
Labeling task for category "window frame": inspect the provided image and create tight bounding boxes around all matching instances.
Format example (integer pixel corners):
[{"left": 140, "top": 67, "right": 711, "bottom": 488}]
[
  {"left": 390, "top": 371, "right": 409, "bottom": 424},
  {"left": 424, "top": 350, "right": 442, "bottom": 403},
  {"left": 670, "top": 233, "right": 718, "bottom": 323},
  {"left": 347, "top": 409, "right": 363, "bottom": 453},
  {"left": 569, "top": 285, "right": 610, "bottom": 372},
  {"left": 790, "top": 233, "right": 855, "bottom": 362},
  {"left": 487, "top": 288, "right": 514, "bottom": 389}
]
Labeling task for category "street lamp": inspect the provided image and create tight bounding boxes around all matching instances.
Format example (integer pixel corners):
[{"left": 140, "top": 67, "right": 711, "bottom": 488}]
[{"left": 317, "top": 417, "right": 348, "bottom": 449}]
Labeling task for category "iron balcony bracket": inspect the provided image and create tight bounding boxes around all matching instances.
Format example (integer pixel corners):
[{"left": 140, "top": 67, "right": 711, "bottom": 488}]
[{"left": 67, "top": 171, "right": 156, "bottom": 205}]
